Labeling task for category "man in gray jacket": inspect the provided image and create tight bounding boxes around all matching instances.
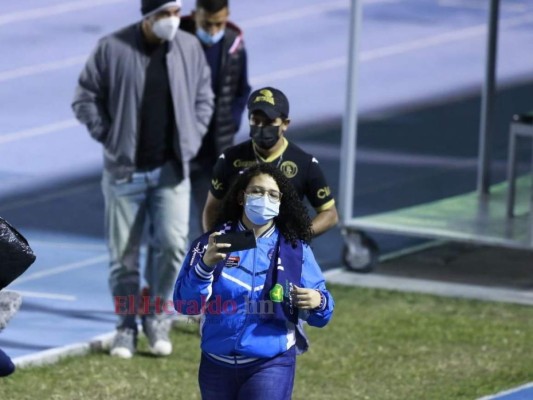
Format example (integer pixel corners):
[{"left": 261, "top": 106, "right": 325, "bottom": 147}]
[{"left": 72, "top": 0, "right": 214, "bottom": 359}]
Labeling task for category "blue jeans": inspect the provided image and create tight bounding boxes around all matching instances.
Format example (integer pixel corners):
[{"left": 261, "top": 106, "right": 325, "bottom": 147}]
[
  {"left": 199, "top": 347, "right": 296, "bottom": 400},
  {"left": 101, "top": 161, "right": 190, "bottom": 330}
]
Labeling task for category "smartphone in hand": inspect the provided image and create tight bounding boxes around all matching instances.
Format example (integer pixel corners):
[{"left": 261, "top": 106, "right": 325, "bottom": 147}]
[{"left": 216, "top": 230, "right": 256, "bottom": 253}]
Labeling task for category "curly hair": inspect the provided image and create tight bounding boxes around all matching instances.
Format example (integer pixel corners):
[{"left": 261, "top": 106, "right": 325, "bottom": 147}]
[{"left": 214, "top": 163, "right": 313, "bottom": 246}]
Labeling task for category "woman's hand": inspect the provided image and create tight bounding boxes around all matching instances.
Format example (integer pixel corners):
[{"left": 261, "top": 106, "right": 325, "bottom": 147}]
[
  {"left": 291, "top": 286, "right": 322, "bottom": 310},
  {"left": 202, "top": 232, "right": 231, "bottom": 267}
]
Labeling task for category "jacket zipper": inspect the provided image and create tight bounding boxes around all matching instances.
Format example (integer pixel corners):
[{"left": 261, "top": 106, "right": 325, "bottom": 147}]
[{"left": 234, "top": 245, "right": 257, "bottom": 352}]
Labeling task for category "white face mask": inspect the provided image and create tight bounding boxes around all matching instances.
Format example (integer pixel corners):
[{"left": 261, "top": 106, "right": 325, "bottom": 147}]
[
  {"left": 152, "top": 16, "right": 180, "bottom": 41},
  {"left": 244, "top": 194, "right": 280, "bottom": 226}
]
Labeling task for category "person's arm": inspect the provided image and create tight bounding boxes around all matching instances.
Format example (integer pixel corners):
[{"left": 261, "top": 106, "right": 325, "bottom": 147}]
[
  {"left": 311, "top": 203, "right": 339, "bottom": 237},
  {"left": 202, "top": 192, "right": 222, "bottom": 233},
  {"left": 305, "top": 158, "right": 339, "bottom": 236},
  {"left": 202, "top": 154, "right": 229, "bottom": 232},
  {"left": 193, "top": 41, "right": 215, "bottom": 136},
  {"left": 202, "top": 191, "right": 223, "bottom": 233},
  {"left": 230, "top": 47, "right": 251, "bottom": 131},
  {"left": 71, "top": 41, "right": 111, "bottom": 143},
  {"left": 173, "top": 233, "right": 229, "bottom": 315},
  {"left": 295, "top": 245, "right": 334, "bottom": 328}
]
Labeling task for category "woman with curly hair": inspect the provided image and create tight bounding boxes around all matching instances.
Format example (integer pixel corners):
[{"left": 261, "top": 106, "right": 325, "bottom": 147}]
[{"left": 174, "top": 163, "right": 334, "bottom": 399}]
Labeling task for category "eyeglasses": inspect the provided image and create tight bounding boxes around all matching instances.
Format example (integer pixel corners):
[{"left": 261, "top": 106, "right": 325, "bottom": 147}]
[{"left": 245, "top": 185, "right": 283, "bottom": 202}]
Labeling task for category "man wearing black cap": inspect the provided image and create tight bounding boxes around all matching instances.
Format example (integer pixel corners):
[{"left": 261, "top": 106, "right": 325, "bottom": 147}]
[
  {"left": 202, "top": 87, "right": 339, "bottom": 236},
  {"left": 72, "top": 0, "right": 214, "bottom": 359}
]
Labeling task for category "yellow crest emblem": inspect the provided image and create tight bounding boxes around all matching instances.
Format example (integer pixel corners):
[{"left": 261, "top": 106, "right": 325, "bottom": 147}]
[
  {"left": 253, "top": 89, "right": 275, "bottom": 106},
  {"left": 280, "top": 161, "right": 298, "bottom": 179}
]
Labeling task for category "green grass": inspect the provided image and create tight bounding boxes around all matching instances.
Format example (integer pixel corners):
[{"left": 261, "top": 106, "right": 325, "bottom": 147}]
[{"left": 1, "top": 285, "right": 533, "bottom": 399}]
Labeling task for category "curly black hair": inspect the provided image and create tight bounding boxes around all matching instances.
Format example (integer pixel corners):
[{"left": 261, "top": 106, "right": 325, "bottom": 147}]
[{"left": 214, "top": 163, "right": 313, "bottom": 246}]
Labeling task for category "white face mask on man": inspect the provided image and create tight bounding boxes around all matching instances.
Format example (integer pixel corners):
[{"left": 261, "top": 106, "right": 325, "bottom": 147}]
[{"left": 152, "top": 16, "right": 180, "bottom": 41}]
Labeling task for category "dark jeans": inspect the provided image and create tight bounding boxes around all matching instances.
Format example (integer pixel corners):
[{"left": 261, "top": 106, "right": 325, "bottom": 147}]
[
  {"left": 0, "top": 348, "right": 15, "bottom": 377},
  {"left": 199, "top": 347, "right": 296, "bottom": 400}
]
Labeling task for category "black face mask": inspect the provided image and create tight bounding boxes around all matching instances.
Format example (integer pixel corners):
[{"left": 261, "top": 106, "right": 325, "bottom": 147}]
[{"left": 250, "top": 125, "right": 280, "bottom": 150}]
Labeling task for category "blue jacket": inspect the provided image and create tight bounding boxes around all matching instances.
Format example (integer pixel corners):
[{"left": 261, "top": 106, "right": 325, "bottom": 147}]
[{"left": 173, "top": 223, "right": 334, "bottom": 360}]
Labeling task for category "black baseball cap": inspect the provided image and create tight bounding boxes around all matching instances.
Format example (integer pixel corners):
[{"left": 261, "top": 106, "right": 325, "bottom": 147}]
[{"left": 247, "top": 87, "right": 289, "bottom": 120}]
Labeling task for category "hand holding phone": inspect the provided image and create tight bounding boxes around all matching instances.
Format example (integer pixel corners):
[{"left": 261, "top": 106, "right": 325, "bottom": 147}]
[{"left": 215, "top": 230, "right": 257, "bottom": 253}]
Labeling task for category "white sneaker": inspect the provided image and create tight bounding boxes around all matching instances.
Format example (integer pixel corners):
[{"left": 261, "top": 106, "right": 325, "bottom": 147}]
[
  {"left": 110, "top": 328, "right": 136, "bottom": 359},
  {"left": 142, "top": 317, "right": 172, "bottom": 356},
  {"left": 0, "top": 291, "right": 22, "bottom": 330},
  {"left": 151, "top": 339, "right": 172, "bottom": 356},
  {"left": 110, "top": 346, "right": 133, "bottom": 359}
]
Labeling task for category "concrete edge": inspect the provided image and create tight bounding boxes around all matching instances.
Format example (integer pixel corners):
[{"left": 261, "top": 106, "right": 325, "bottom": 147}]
[
  {"left": 325, "top": 268, "right": 533, "bottom": 306},
  {"left": 13, "top": 331, "right": 115, "bottom": 369},
  {"left": 12, "top": 314, "right": 196, "bottom": 369}
]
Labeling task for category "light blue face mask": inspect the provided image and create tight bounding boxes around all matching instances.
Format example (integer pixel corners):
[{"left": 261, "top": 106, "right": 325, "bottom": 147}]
[
  {"left": 196, "top": 27, "right": 225, "bottom": 46},
  {"left": 244, "top": 194, "right": 280, "bottom": 226}
]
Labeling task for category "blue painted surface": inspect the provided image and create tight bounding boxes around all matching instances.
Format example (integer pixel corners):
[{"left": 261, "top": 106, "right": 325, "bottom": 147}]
[{"left": 483, "top": 386, "right": 533, "bottom": 400}]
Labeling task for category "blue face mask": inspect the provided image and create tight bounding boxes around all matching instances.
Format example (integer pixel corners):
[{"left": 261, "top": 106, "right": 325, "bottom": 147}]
[
  {"left": 244, "top": 194, "right": 280, "bottom": 226},
  {"left": 196, "top": 27, "right": 225, "bottom": 46}
]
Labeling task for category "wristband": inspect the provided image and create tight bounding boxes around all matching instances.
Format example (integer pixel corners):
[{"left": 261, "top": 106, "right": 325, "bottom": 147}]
[{"left": 313, "top": 290, "right": 326, "bottom": 312}]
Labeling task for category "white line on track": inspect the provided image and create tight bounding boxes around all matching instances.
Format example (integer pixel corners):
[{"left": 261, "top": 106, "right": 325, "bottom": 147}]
[
  {"left": 15, "top": 290, "right": 77, "bottom": 302},
  {"left": 1, "top": 3, "right": 532, "bottom": 88},
  {"left": 0, "top": 181, "right": 99, "bottom": 212},
  {"left": 0, "top": 119, "right": 79, "bottom": 145},
  {"left": 299, "top": 142, "right": 511, "bottom": 170},
  {"left": 1, "top": 10, "right": 533, "bottom": 147},
  {"left": 0, "top": 56, "right": 87, "bottom": 83},
  {"left": 439, "top": 0, "right": 528, "bottom": 12},
  {"left": 252, "top": 58, "right": 346, "bottom": 86},
  {"left": 0, "top": 0, "right": 129, "bottom": 26},
  {"left": 0, "top": 0, "right": 359, "bottom": 83},
  {"left": 239, "top": 0, "right": 348, "bottom": 29},
  {"left": 13, "top": 255, "right": 108, "bottom": 284},
  {"left": 239, "top": 0, "right": 397, "bottom": 30},
  {"left": 0, "top": 0, "right": 391, "bottom": 28},
  {"left": 26, "top": 240, "right": 106, "bottom": 251},
  {"left": 253, "top": 11, "right": 533, "bottom": 84}
]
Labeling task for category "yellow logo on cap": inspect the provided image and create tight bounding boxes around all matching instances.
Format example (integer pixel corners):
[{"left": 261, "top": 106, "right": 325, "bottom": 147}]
[{"left": 254, "top": 89, "right": 275, "bottom": 106}]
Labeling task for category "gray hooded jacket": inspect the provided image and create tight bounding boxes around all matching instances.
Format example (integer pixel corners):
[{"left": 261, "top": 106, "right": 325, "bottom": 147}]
[{"left": 72, "top": 23, "right": 214, "bottom": 179}]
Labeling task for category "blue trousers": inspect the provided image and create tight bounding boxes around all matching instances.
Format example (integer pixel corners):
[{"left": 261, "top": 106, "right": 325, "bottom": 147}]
[
  {"left": 199, "top": 347, "right": 296, "bottom": 400},
  {"left": 0, "top": 348, "right": 15, "bottom": 377}
]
